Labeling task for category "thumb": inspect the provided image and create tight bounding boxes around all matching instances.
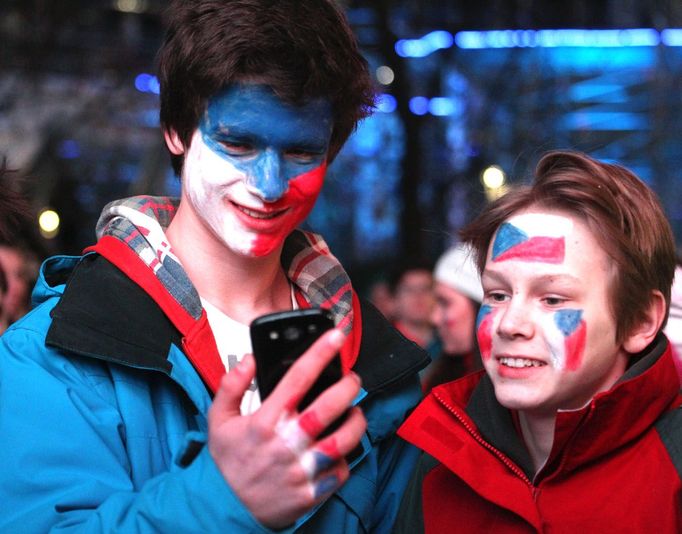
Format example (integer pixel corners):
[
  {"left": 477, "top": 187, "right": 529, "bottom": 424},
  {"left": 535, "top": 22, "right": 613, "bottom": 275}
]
[{"left": 209, "top": 353, "right": 256, "bottom": 423}]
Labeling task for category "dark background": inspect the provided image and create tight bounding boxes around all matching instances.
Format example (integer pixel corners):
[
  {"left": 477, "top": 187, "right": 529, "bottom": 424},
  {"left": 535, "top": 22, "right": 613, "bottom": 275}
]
[{"left": 2, "top": 0, "right": 682, "bottom": 290}]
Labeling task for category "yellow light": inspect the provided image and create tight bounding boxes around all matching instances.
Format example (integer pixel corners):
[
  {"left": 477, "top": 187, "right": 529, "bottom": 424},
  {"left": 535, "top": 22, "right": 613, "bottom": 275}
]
[
  {"left": 115, "top": 0, "right": 146, "bottom": 13},
  {"left": 481, "top": 165, "right": 506, "bottom": 189},
  {"left": 376, "top": 66, "right": 395, "bottom": 85},
  {"left": 38, "top": 209, "right": 60, "bottom": 239}
]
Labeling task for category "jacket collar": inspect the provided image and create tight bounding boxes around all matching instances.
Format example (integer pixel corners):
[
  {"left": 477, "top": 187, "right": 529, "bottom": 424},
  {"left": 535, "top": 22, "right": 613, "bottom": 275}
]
[
  {"left": 45, "top": 252, "right": 428, "bottom": 398},
  {"left": 417, "top": 335, "right": 680, "bottom": 480}
]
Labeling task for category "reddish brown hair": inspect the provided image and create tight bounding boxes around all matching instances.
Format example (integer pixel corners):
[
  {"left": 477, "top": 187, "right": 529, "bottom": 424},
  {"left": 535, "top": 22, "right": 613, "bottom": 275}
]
[{"left": 460, "top": 150, "right": 676, "bottom": 342}]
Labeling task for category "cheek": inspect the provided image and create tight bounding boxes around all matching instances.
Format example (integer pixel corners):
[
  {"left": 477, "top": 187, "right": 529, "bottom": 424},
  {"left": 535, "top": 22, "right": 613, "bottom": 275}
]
[
  {"left": 476, "top": 306, "right": 496, "bottom": 361},
  {"left": 282, "top": 163, "right": 326, "bottom": 210},
  {"left": 543, "top": 309, "right": 587, "bottom": 372},
  {"left": 563, "top": 320, "right": 586, "bottom": 371}
]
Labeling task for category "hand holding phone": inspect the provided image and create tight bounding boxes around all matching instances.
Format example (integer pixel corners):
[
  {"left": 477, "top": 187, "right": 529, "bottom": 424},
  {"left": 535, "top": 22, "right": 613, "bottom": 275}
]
[{"left": 250, "top": 308, "right": 342, "bottom": 412}]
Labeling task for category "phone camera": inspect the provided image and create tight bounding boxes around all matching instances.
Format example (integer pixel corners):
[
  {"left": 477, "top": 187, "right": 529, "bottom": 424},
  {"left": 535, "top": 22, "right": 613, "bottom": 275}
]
[{"left": 284, "top": 326, "right": 301, "bottom": 341}]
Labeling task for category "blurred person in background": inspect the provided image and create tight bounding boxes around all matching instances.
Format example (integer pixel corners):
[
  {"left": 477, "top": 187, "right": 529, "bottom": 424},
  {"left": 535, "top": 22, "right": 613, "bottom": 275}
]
[
  {"left": 0, "top": 160, "right": 42, "bottom": 333},
  {"left": 389, "top": 260, "right": 441, "bottom": 360},
  {"left": 366, "top": 273, "right": 396, "bottom": 321},
  {"left": 421, "top": 243, "right": 483, "bottom": 392}
]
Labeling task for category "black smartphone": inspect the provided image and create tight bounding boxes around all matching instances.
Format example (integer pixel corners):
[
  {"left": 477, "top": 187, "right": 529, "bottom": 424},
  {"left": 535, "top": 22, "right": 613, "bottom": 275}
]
[{"left": 250, "top": 308, "right": 343, "bottom": 411}]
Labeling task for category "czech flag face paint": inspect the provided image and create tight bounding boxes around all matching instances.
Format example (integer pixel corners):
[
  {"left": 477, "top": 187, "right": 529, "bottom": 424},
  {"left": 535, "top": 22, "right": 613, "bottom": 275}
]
[
  {"left": 181, "top": 84, "right": 333, "bottom": 258},
  {"left": 491, "top": 212, "right": 572, "bottom": 264},
  {"left": 478, "top": 210, "right": 629, "bottom": 413}
]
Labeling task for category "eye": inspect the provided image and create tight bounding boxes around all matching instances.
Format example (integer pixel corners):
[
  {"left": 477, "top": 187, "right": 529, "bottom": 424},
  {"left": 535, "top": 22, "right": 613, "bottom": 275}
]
[
  {"left": 542, "top": 296, "right": 566, "bottom": 306},
  {"left": 285, "top": 148, "right": 324, "bottom": 163},
  {"left": 219, "top": 140, "right": 255, "bottom": 156},
  {"left": 486, "top": 291, "right": 509, "bottom": 303}
]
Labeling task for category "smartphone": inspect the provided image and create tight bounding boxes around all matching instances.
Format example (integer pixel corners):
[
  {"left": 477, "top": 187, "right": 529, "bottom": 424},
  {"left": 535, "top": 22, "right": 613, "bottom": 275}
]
[{"left": 250, "top": 308, "right": 343, "bottom": 411}]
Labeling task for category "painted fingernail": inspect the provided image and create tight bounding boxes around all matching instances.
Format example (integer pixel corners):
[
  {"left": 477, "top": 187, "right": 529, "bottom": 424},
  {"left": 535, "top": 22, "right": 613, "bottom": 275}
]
[
  {"left": 313, "top": 451, "right": 335, "bottom": 473},
  {"left": 314, "top": 474, "right": 338, "bottom": 498}
]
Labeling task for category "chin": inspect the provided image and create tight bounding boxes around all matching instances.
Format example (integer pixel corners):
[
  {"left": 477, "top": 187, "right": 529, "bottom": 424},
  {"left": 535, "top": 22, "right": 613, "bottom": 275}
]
[{"left": 491, "top": 384, "right": 545, "bottom": 412}]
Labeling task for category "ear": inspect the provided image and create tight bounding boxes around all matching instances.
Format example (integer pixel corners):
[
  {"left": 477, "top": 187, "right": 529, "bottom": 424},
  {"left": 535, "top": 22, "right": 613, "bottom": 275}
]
[
  {"left": 622, "top": 290, "right": 667, "bottom": 353},
  {"left": 164, "top": 129, "right": 185, "bottom": 155}
]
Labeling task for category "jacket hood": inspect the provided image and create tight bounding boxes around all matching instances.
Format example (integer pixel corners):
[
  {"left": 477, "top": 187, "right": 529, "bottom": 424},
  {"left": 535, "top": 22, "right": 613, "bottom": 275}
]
[{"left": 94, "top": 195, "right": 357, "bottom": 335}]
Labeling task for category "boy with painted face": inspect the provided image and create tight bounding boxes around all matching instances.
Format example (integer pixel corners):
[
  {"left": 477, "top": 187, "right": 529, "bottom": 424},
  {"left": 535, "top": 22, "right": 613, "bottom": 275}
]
[
  {"left": 0, "top": 1, "right": 428, "bottom": 532},
  {"left": 396, "top": 151, "right": 682, "bottom": 532}
]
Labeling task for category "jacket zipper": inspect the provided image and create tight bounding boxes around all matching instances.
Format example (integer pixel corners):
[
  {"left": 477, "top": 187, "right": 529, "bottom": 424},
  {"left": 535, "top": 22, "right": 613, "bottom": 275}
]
[{"left": 436, "top": 394, "right": 535, "bottom": 489}]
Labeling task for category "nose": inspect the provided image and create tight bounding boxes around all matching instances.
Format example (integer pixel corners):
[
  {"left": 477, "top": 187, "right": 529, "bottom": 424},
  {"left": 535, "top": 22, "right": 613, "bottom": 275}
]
[
  {"left": 246, "top": 149, "right": 289, "bottom": 202},
  {"left": 496, "top": 298, "right": 534, "bottom": 339}
]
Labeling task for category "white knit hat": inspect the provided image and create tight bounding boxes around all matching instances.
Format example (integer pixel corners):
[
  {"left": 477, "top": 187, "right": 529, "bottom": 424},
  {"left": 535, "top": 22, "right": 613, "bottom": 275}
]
[{"left": 433, "top": 243, "right": 484, "bottom": 303}]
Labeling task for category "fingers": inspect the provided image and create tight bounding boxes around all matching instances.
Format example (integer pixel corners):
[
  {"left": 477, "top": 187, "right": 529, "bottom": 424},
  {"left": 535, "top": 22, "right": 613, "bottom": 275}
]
[
  {"left": 296, "top": 372, "right": 361, "bottom": 439},
  {"left": 299, "top": 407, "right": 366, "bottom": 479},
  {"left": 208, "top": 354, "right": 256, "bottom": 425},
  {"left": 262, "top": 328, "right": 345, "bottom": 423}
]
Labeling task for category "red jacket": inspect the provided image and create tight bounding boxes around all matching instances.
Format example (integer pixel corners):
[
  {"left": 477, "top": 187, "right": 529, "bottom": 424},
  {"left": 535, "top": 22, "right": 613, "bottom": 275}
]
[{"left": 397, "top": 336, "right": 682, "bottom": 533}]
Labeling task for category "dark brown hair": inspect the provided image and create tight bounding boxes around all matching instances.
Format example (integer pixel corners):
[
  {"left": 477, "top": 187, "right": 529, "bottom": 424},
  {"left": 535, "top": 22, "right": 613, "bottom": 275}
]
[
  {"left": 460, "top": 150, "right": 676, "bottom": 342},
  {"left": 158, "top": 0, "right": 375, "bottom": 175}
]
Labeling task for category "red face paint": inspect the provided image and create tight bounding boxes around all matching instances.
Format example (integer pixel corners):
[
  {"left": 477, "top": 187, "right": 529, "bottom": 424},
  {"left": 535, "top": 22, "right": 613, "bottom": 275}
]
[
  {"left": 250, "top": 163, "right": 326, "bottom": 257},
  {"left": 476, "top": 305, "right": 496, "bottom": 361}
]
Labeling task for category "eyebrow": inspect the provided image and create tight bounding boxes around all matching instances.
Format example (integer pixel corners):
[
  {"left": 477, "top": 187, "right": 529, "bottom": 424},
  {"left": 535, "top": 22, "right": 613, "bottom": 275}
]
[{"left": 482, "top": 269, "right": 582, "bottom": 286}]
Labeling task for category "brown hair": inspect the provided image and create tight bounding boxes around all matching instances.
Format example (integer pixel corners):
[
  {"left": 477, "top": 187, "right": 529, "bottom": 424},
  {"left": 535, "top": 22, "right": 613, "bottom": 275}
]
[
  {"left": 158, "top": 0, "right": 375, "bottom": 175},
  {"left": 460, "top": 150, "right": 676, "bottom": 342}
]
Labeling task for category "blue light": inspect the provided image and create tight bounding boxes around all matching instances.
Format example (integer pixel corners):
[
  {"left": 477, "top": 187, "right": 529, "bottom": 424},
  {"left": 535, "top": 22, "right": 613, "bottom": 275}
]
[
  {"left": 662, "top": 29, "right": 682, "bottom": 46},
  {"left": 57, "top": 139, "right": 81, "bottom": 159},
  {"left": 376, "top": 94, "right": 397, "bottom": 113},
  {"left": 135, "top": 73, "right": 152, "bottom": 92},
  {"left": 148, "top": 76, "right": 160, "bottom": 95},
  {"left": 428, "top": 97, "right": 455, "bottom": 116},
  {"left": 135, "top": 73, "right": 161, "bottom": 94},
  {"left": 395, "top": 30, "right": 454, "bottom": 57},
  {"left": 454, "top": 28, "right": 665, "bottom": 49},
  {"left": 409, "top": 96, "right": 429, "bottom": 115},
  {"left": 424, "top": 30, "right": 454, "bottom": 49}
]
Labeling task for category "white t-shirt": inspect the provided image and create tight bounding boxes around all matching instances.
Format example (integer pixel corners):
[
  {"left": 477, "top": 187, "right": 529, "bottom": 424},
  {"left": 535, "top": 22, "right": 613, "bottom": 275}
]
[{"left": 201, "top": 286, "right": 298, "bottom": 415}]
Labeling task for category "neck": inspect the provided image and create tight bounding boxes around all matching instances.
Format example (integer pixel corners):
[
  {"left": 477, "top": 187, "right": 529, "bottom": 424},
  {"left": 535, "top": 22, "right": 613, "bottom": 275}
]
[
  {"left": 166, "top": 201, "right": 292, "bottom": 325},
  {"left": 518, "top": 410, "right": 557, "bottom": 476}
]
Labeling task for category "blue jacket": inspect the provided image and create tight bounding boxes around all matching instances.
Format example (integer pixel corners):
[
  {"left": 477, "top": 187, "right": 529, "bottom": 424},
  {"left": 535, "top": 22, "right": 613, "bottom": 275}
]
[{"left": 0, "top": 253, "right": 427, "bottom": 533}]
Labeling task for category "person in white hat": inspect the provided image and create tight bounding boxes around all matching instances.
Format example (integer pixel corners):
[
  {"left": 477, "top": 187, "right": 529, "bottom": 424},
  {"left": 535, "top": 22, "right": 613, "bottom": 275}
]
[{"left": 421, "top": 243, "right": 483, "bottom": 392}]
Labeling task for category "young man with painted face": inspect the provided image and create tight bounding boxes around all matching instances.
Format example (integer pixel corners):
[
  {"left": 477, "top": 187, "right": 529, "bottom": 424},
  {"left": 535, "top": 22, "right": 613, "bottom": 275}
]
[
  {"left": 0, "top": 1, "right": 428, "bottom": 532},
  {"left": 396, "top": 151, "right": 682, "bottom": 532}
]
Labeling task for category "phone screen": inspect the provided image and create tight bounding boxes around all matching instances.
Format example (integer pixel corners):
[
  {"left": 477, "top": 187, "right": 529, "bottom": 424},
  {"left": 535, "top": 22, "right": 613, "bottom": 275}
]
[{"left": 250, "top": 308, "right": 342, "bottom": 410}]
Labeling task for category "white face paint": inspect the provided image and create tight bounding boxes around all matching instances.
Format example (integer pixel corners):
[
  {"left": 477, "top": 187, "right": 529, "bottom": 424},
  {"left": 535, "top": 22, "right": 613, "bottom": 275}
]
[{"left": 183, "top": 131, "right": 260, "bottom": 255}]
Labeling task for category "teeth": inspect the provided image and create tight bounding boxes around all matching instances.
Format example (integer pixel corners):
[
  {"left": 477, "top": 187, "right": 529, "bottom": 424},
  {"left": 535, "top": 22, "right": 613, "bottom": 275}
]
[
  {"left": 499, "top": 357, "right": 544, "bottom": 368},
  {"left": 238, "top": 206, "right": 280, "bottom": 219}
]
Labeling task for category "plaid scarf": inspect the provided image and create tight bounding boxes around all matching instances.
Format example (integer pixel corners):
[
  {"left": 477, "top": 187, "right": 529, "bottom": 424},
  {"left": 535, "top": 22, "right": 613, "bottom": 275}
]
[{"left": 96, "top": 195, "right": 355, "bottom": 333}]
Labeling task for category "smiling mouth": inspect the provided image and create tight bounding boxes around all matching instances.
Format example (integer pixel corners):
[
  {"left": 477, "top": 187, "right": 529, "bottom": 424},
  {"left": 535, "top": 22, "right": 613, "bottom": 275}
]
[
  {"left": 233, "top": 203, "right": 288, "bottom": 220},
  {"left": 498, "top": 357, "right": 546, "bottom": 368}
]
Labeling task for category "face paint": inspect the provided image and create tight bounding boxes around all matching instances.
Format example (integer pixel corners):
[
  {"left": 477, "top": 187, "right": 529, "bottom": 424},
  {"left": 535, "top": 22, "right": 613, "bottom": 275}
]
[
  {"left": 300, "top": 438, "right": 340, "bottom": 480},
  {"left": 480, "top": 209, "right": 629, "bottom": 413},
  {"left": 181, "top": 84, "right": 333, "bottom": 257},
  {"left": 313, "top": 473, "right": 339, "bottom": 498},
  {"left": 275, "top": 412, "right": 312, "bottom": 454},
  {"left": 539, "top": 309, "right": 587, "bottom": 371},
  {"left": 476, "top": 304, "right": 496, "bottom": 361},
  {"left": 492, "top": 213, "right": 572, "bottom": 264},
  {"left": 298, "top": 410, "right": 324, "bottom": 439}
]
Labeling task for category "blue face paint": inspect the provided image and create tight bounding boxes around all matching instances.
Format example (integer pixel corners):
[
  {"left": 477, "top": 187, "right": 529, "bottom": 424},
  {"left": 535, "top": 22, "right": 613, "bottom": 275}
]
[
  {"left": 492, "top": 223, "right": 527, "bottom": 260},
  {"left": 554, "top": 309, "right": 583, "bottom": 336},
  {"left": 199, "top": 84, "right": 333, "bottom": 202}
]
